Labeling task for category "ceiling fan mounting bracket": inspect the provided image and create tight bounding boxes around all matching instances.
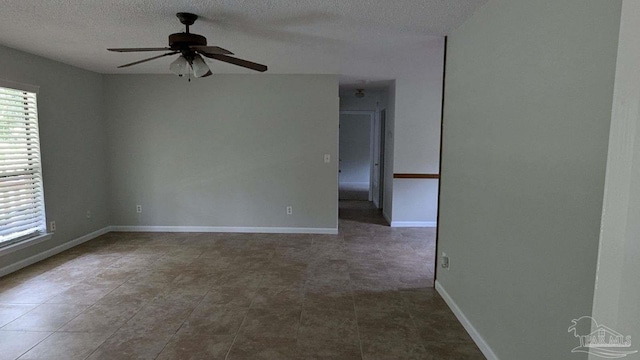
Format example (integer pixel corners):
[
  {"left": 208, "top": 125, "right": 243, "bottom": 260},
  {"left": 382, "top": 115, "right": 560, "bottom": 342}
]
[{"left": 176, "top": 12, "right": 198, "bottom": 27}]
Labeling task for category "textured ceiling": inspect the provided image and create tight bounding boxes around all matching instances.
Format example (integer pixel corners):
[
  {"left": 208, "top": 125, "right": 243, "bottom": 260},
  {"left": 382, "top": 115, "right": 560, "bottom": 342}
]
[{"left": 0, "top": 0, "right": 487, "bottom": 82}]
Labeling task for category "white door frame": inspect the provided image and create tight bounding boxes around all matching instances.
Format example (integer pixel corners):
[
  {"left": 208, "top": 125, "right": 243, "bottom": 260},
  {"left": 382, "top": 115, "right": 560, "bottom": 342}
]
[
  {"left": 339, "top": 110, "right": 376, "bottom": 202},
  {"left": 376, "top": 109, "right": 386, "bottom": 209}
]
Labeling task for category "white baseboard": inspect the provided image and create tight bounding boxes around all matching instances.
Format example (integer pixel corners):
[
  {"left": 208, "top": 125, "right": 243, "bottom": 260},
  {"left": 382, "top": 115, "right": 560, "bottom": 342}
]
[
  {"left": 110, "top": 226, "right": 339, "bottom": 235},
  {"left": 435, "top": 280, "right": 499, "bottom": 360},
  {"left": 390, "top": 221, "right": 437, "bottom": 228},
  {"left": 0, "top": 226, "right": 112, "bottom": 278}
]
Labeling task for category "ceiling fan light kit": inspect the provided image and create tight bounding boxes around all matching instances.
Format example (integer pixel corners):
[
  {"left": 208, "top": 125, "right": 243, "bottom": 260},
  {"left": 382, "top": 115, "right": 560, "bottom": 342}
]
[
  {"left": 169, "top": 55, "right": 189, "bottom": 77},
  {"left": 190, "top": 55, "right": 211, "bottom": 78},
  {"left": 108, "top": 12, "right": 268, "bottom": 80}
]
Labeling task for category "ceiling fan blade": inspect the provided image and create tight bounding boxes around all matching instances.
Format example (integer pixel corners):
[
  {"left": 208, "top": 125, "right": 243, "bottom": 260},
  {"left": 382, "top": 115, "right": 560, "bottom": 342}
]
[
  {"left": 108, "top": 47, "right": 172, "bottom": 52},
  {"left": 201, "top": 70, "right": 213, "bottom": 77},
  {"left": 117, "top": 51, "right": 179, "bottom": 68},
  {"left": 199, "top": 53, "right": 268, "bottom": 72},
  {"left": 189, "top": 46, "right": 234, "bottom": 55}
]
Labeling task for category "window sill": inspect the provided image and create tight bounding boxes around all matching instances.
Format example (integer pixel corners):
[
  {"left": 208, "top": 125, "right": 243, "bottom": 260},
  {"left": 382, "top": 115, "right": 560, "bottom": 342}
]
[{"left": 0, "top": 233, "right": 53, "bottom": 256}]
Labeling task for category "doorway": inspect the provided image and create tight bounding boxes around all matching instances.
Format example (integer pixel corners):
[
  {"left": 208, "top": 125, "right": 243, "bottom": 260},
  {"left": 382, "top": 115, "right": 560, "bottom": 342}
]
[{"left": 338, "top": 110, "right": 385, "bottom": 208}]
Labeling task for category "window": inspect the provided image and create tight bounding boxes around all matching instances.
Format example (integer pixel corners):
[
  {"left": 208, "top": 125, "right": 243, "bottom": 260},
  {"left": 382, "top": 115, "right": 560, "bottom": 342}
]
[{"left": 0, "top": 82, "right": 46, "bottom": 247}]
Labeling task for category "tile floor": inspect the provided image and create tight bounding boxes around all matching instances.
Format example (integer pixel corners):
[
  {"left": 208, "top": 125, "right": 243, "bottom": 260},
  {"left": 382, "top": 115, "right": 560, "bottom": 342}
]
[
  {"left": 0, "top": 201, "right": 484, "bottom": 359},
  {"left": 338, "top": 183, "right": 369, "bottom": 201}
]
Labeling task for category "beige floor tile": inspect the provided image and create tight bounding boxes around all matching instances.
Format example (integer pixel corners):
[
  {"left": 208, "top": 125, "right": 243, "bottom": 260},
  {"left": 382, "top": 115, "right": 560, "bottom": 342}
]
[
  {"left": 17, "top": 331, "right": 111, "bottom": 360},
  {"left": 119, "top": 304, "right": 194, "bottom": 335},
  {"left": 305, "top": 277, "right": 348, "bottom": 291},
  {"left": 296, "top": 337, "right": 362, "bottom": 359},
  {"left": 353, "top": 291, "right": 405, "bottom": 312},
  {"left": 92, "top": 267, "right": 137, "bottom": 284},
  {"left": 422, "top": 341, "right": 486, "bottom": 359},
  {"left": 150, "top": 285, "right": 207, "bottom": 307},
  {"left": 95, "top": 282, "right": 168, "bottom": 305},
  {"left": 85, "top": 328, "right": 173, "bottom": 360},
  {"left": 251, "top": 286, "right": 304, "bottom": 310},
  {"left": 44, "top": 283, "right": 118, "bottom": 305},
  {"left": 360, "top": 331, "right": 427, "bottom": 360},
  {"left": 350, "top": 273, "right": 398, "bottom": 292},
  {"left": 179, "top": 303, "right": 247, "bottom": 335},
  {"left": 156, "top": 331, "right": 234, "bottom": 360},
  {"left": 0, "top": 331, "right": 51, "bottom": 360},
  {"left": 202, "top": 286, "right": 257, "bottom": 307},
  {"left": 0, "top": 304, "right": 39, "bottom": 328},
  {"left": 126, "top": 268, "right": 184, "bottom": 285},
  {"left": 170, "top": 268, "right": 219, "bottom": 289},
  {"left": 2, "top": 304, "right": 88, "bottom": 331},
  {"left": 303, "top": 292, "right": 354, "bottom": 313},
  {"left": 238, "top": 307, "right": 301, "bottom": 340},
  {"left": 413, "top": 311, "right": 475, "bottom": 343},
  {"left": 213, "top": 272, "right": 264, "bottom": 288},
  {"left": 297, "top": 308, "right": 359, "bottom": 343},
  {"left": 226, "top": 336, "right": 297, "bottom": 360},
  {"left": 259, "top": 269, "right": 306, "bottom": 288},
  {"left": 59, "top": 302, "right": 143, "bottom": 333},
  {"left": 0, "top": 282, "right": 69, "bottom": 304}
]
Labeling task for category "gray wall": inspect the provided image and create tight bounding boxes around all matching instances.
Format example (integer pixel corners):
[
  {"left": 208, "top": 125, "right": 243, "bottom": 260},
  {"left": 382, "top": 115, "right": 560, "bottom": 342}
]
[
  {"left": 0, "top": 45, "right": 110, "bottom": 269},
  {"left": 437, "top": 1, "right": 621, "bottom": 359},
  {"left": 104, "top": 74, "right": 338, "bottom": 231},
  {"left": 591, "top": 1, "right": 640, "bottom": 356},
  {"left": 339, "top": 113, "right": 371, "bottom": 185},
  {"left": 391, "top": 38, "right": 444, "bottom": 226},
  {"left": 383, "top": 83, "right": 396, "bottom": 221}
]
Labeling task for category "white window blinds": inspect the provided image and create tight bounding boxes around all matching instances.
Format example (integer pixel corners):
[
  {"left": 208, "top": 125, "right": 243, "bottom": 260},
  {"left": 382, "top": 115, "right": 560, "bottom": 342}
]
[{"left": 0, "top": 85, "right": 46, "bottom": 246}]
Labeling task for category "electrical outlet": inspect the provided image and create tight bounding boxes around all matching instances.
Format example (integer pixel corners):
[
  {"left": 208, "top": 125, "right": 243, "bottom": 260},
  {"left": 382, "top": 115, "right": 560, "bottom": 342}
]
[
  {"left": 441, "top": 252, "right": 450, "bottom": 270},
  {"left": 50, "top": 221, "right": 56, "bottom": 232},
  {"left": 136, "top": 205, "right": 142, "bottom": 213},
  {"left": 323, "top": 154, "right": 331, "bottom": 163},
  {"left": 286, "top": 206, "right": 293, "bottom": 215},
  {"left": 86, "top": 210, "right": 92, "bottom": 219}
]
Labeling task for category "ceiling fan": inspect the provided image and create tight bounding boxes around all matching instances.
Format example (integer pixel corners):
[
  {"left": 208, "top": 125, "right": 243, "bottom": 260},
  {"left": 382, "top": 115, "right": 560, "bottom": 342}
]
[{"left": 108, "top": 12, "right": 268, "bottom": 79}]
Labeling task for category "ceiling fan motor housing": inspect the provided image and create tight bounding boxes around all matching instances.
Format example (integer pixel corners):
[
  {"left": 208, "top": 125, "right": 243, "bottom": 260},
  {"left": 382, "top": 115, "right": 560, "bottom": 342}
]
[{"left": 169, "top": 33, "right": 207, "bottom": 50}]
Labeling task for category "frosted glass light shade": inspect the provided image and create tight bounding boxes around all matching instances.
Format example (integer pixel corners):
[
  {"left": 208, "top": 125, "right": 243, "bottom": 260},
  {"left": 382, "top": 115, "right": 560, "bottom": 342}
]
[
  {"left": 169, "top": 56, "right": 189, "bottom": 76},
  {"left": 191, "top": 55, "right": 211, "bottom": 78}
]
